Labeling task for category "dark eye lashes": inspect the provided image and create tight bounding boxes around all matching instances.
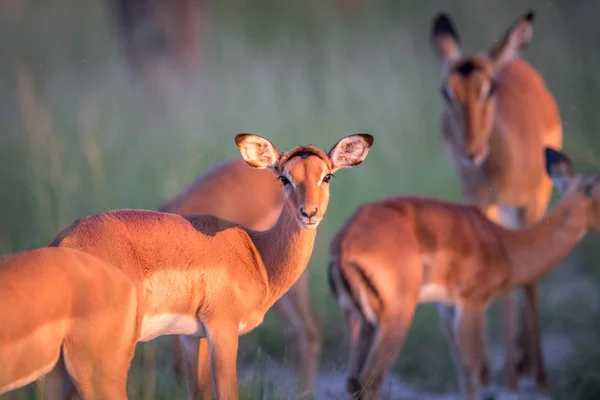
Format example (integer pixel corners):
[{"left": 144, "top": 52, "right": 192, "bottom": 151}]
[
  {"left": 279, "top": 175, "right": 291, "bottom": 186},
  {"left": 323, "top": 173, "right": 334, "bottom": 183}
]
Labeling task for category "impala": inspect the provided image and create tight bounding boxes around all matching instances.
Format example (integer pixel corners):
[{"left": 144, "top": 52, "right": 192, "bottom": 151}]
[
  {"left": 329, "top": 148, "right": 593, "bottom": 400},
  {"left": 50, "top": 133, "right": 373, "bottom": 399},
  {"left": 159, "top": 157, "right": 322, "bottom": 398},
  {"left": 430, "top": 9, "right": 563, "bottom": 394},
  {"left": 0, "top": 247, "right": 140, "bottom": 399}
]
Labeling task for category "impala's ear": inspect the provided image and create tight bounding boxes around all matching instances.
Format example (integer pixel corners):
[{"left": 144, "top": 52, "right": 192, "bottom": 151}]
[
  {"left": 489, "top": 10, "right": 535, "bottom": 68},
  {"left": 545, "top": 147, "right": 573, "bottom": 194},
  {"left": 431, "top": 12, "right": 461, "bottom": 72},
  {"left": 328, "top": 134, "right": 374, "bottom": 172},
  {"left": 235, "top": 133, "right": 281, "bottom": 170}
]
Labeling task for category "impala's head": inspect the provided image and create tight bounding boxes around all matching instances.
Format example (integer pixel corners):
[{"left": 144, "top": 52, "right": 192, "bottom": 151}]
[
  {"left": 431, "top": 10, "right": 536, "bottom": 166},
  {"left": 546, "top": 148, "right": 600, "bottom": 231},
  {"left": 235, "top": 133, "right": 374, "bottom": 229}
]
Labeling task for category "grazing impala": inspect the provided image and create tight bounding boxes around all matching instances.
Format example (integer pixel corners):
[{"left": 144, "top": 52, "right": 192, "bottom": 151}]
[
  {"left": 430, "top": 9, "right": 563, "bottom": 394},
  {"left": 50, "top": 133, "right": 373, "bottom": 399},
  {"left": 330, "top": 148, "right": 595, "bottom": 400},
  {"left": 159, "top": 158, "right": 322, "bottom": 398},
  {"left": 0, "top": 247, "right": 140, "bottom": 399}
]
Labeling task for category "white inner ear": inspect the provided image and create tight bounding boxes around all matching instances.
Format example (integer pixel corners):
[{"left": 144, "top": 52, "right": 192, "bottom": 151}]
[
  {"left": 330, "top": 136, "right": 370, "bottom": 170},
  {"left": 239, "top": 136, "right": 279, "bottom": 169}
]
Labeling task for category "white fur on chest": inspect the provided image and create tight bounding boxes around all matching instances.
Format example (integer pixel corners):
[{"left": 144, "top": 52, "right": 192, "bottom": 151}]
[
  {"left": 418, "top": 284, "right": 453, "bottom": 304},
  {"left": 139, "top": 314, "right": 206, "bottom": 342}
]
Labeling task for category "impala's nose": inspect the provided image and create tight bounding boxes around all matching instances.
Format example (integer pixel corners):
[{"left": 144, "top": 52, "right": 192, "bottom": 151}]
[{"left": 300, "top": 207, "right": 318, "bottom": 218}]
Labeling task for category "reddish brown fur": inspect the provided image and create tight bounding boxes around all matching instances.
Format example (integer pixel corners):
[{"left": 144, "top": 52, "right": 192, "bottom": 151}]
[
  {"left": 0, "top": 247, "right": 140, "bottom": 399},
  {"left": 50, "top": 134, "right": 373, "bottom": 399},
  {"left": 432, "top": 10, "right": 562, "bottom": 394},
  {"left": 330, "top": 155, "right": 600, "bottom": 399},
  {"left": 160, "top": 156, "right": 323, "bottom": 398}
]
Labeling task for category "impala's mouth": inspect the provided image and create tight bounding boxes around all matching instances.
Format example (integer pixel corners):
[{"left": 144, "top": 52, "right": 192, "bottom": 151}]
[{"left": 298, "top": 217, "right": 321, "bottom": 230}]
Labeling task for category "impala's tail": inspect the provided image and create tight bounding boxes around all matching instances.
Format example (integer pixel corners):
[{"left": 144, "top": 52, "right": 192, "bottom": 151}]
[{"left": 328, "top": 255, "right": 381, "bottom": 326}]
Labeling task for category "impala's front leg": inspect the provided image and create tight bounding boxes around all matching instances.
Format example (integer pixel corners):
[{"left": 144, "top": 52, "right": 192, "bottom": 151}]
[
  {"left": 206, "top": 323, "right": 239, "bottom": 400},
  {"left": 455, "top": 303, "right": 486, "bottom": 400}
]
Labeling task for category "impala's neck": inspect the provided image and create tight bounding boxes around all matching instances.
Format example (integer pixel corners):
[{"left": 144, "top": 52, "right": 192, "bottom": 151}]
[
  {"left": 248, "top": 203, "right": 316, "bottom": 305},
  {"left": 502, "top": 194, "right": 589, "bottom": 288}
]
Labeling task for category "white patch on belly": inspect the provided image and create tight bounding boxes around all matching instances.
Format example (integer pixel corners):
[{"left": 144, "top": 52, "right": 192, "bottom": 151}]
[
  {"left": 419, "top": 284, "right": 453, "bottom": 304},
  {"left": 140, "top": 314, "right": 206, "bottom": 342}
]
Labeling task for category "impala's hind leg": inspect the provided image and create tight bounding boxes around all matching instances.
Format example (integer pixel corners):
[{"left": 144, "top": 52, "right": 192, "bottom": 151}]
[
  {"left": 272, "top": 269, "right": 322, "bottom": 397},
  {"left": 179, "top": 336, "right": 213, "bottom": 400},
  {"left": 345, "top": 310, "right": 375, "bottom": 399}
]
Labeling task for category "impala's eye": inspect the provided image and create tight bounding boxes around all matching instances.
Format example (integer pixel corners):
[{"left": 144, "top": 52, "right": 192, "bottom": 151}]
[
  {"left": 322, "top": 174, "right": 333, "bottom": 184},
  {"left": 279, "top": 176, "right": 291, "bottom": 186}
]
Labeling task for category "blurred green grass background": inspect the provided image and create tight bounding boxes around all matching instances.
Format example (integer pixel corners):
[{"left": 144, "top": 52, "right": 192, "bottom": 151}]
[{"left": 2, "top": 0, "right": 600, "bottom": 398}]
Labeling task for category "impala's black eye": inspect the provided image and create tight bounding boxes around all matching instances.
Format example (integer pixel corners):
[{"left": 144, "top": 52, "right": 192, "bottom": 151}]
[
  {"left": 441, "top": 85, "right": 452, "bottom": 103},
  {"left": 279, "top": 176, "right": 291, "bottom": 186},
  {"left": 322, "top": 174, "right": 333, "bottom": 184}
]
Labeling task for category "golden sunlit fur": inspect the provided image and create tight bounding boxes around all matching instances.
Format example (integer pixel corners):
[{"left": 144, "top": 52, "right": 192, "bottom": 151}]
[
  {"left": 50, "top": 133, "right": 373, "bottom": 399},
  {"left": 431, "top": 10, "right": 562, "bottom": 394},
  {"left": 160, "top": 156, "right": 322, "bottom": 399},
  {"left": 330, "top": 148, "right": 598, "bottom": 400},
  {"left": 0, "top": 247, "right": 140, "bottom": 399}
]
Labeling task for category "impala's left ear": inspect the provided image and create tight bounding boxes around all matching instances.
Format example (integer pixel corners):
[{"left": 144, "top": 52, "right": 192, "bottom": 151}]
[
  {"left": 545, "top": 147, "right": 573, "bottom": 194},
  {"left": 328, "top": 134, "right": 374, "bottom": 172},
  {"left": 489, "top": 10, "right": 535, "bottom": 68}
]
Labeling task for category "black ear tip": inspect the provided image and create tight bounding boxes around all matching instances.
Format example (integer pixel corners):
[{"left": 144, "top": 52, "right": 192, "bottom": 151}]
[
  {"left": 432, "top": 12, "right": 459, "bottom": 41},
  {"left": 524, "top": 10, "right": 535, "bottom": 23},
  {"left": 545, "top": 147, "right": 571, "bottom": 173},
  {"left": 358, "top": 133, "right": 375, "bottom": 147}
]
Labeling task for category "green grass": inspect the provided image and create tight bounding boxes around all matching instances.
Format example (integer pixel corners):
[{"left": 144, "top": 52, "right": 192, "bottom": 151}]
[{"left": 2, "top": 0, "right": 600, "bottom": 399}]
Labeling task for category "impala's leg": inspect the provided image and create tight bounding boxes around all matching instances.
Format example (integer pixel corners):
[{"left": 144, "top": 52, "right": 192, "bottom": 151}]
[
  {"left": 455, "top": 303, "right": 486, "bottom": 400},
  {"left": 206, "top": 324, "right": 239, "bottom": 400},
  {"left": 357, "top": 302, "right": 418, "bottom": 400},
  {"left": 271, "top": 269, "right": 322, "bottom": 396},
  {"left": 517, "top": 180, "right": 553, "bottom": 395},
  {"left": 179, "top": 335, "right": 213, "bottom": 400},
  {"left": 440, "top": 303, "right": 495, "bottom": 399},
  {"left": 172, "top": 335, "right": 186, "bottom": 384},
  {"left": 487, "top": 205, "right": 520, "bottom": 394},
  {"left": 345, "top": 309, "right": 375, "bottom": 399}
]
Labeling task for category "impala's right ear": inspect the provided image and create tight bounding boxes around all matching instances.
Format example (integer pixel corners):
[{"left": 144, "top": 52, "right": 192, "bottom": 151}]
[
  {"left": 545, "top": 147, "right": 574, "bottom": 194},
  {"left": 431, "top": 12, "right": 461, "bottom": 72},
  {"left": 235, "top": 133, "right": 281, "bottom": 170}
]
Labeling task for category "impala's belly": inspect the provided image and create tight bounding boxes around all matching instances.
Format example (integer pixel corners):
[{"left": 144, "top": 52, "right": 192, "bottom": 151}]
[{"left": 139, "top": 314, "right": 206, "bottom": 342}]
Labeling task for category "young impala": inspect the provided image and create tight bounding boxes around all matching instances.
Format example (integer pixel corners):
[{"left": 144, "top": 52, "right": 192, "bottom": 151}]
[
  {"left": 330, "top": 148, "right": 595, "bottom": 400},
  {"left": 0, "top": 247, "right": 140, "bottom": 399},
  {"left": 431, "top": 10, "right": 563, "bottom": 394},
  {"left": 50, "top": 133, "right": 373, "bottom": 399},
  {"left": 159, "top": 157, "right": 322, "bottom": 398}
]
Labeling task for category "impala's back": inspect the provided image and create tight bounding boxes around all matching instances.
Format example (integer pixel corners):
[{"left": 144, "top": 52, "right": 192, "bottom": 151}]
[
  {"left": 0, "top": 247, "right": 139, "bottom": 397},
  {"left": 159, "top": 158, "right": 283, "bottom": 230},
  {"left": 329, "top": 197, "right": 511, "bottom": 322}
]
